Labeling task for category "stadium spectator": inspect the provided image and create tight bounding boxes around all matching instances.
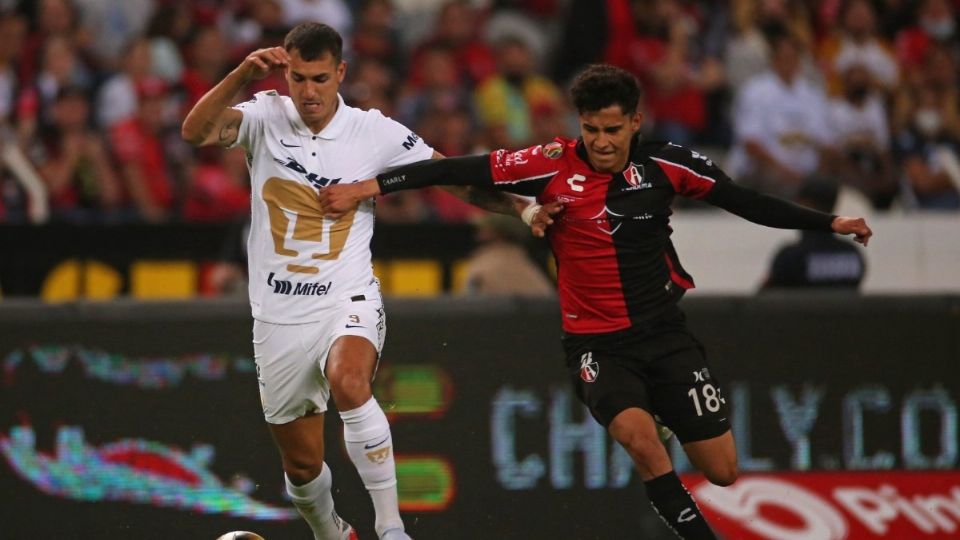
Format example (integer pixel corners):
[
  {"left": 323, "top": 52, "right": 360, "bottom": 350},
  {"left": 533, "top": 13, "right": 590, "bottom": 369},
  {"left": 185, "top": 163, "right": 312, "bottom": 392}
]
[
  {"left": 606, "top": 0, "right": 724, "bottom": 145},
  {"left": 893, "top": 88, "right": 960, "bottom": 210},
  {"left": 109, "top": 78, "right": 177, "bottom": 222},
  {"left": 18, "top": 0, "right": 90, "bottom": 86},
  {"left": 818, "top": 0, "right": 899, "bottom": 96},
  {"left": 32, "top": 86, "right": 122, "bottom": 223},
  {"left": 73, "top": 0, "right": 154, "bottom": 70},
  {"left": 895, "top": 0, "right": 957, "bottom": 70},
  {"left": 826, "top": 62, "right": 897, "bottom": 209},
  {"left": 144, "top": 3, "right": 192, "bottom": 85},
  {"left": 0, "top": 13, "right": 27, "bottom": 127},
  {"left": 474, "top": 34, "right": 564, "bottom": 149},
  {"left": 351, "top": 0, "right": 403, "bottom": 69},
  {"left": 762, "top": 178, "right": 866, "bottom": 289},
  {"left": 409, "top": 1, "right": 497, "bottom": 87},
  {"left": 182, "top": 146, "right": 250, "bottom": 223},
  {"left": 96, "top": 37, "right": 153, "bottom": 128},
  {"left": 181, "top": 26, "right": 231, "bottom": 110},
  {"left": 461, "top": 213, "right": 554, "bottom": 297},
  {"left": 728, "top": 29, "right": 835, "bottom": 199},
  {"left": 16, "top": 35, "right": 94, "bottom": 144},
  {"left": 395, "top": 44, "right": 471, "bottom": 133},
  {"left": 343, "top": 57, "right": 396, "bottom": 115},
  {"left": 279, "top": 0, "right": 353, "bottom": 39}
]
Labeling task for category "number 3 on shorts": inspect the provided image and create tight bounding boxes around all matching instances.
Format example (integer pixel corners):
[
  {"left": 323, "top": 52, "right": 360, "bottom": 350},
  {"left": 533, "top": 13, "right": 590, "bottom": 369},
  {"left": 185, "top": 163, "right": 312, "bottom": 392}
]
[{"left": 688, "top": 384, "right": 723, "bottom": 417}]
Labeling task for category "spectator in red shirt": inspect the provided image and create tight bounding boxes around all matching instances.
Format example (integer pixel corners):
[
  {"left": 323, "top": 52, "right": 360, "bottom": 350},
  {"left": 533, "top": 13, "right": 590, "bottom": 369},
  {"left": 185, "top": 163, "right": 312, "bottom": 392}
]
[
  {"left": 109, "top": 78, "right": 176, "bottom": 222},
  {"left": 183, "top": 146, "right": 250, "bottom": 223},
  {"left": 32, "top": 86, "right": 121, "bottom": 222},
  {"left": 409, "top": 1, "right": 497, "bottom": 87},
  {"left": 181, "top": 26, "right": 231, "bottom": 110}
]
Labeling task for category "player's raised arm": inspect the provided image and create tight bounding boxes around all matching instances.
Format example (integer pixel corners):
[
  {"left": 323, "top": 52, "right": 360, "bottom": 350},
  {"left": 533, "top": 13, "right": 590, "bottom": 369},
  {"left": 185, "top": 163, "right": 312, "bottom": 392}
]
[{"left": 181, "top": 47, "right": 290, "bottom": 147}]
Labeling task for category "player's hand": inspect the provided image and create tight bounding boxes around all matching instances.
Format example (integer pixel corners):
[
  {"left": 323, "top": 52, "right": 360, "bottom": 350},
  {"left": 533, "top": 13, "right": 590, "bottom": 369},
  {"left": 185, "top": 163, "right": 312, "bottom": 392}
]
[
  {"left": 318, "top": 179, "right": 381, "bottom": 220},
  {"left": 530, "top": 201, "right": 564, "bottom": 238},
  {"left": 831, "top": 216, "right": 872, "bottom": 246},
  {"left": 239, "top": 47, "right": 289, "bottom": 81}
]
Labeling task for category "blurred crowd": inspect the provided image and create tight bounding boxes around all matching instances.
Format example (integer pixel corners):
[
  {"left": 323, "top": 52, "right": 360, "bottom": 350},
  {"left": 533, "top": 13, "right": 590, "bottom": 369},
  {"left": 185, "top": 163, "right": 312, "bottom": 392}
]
[{"left": 0, "top": 0, "right": 959, "bottom": 225}]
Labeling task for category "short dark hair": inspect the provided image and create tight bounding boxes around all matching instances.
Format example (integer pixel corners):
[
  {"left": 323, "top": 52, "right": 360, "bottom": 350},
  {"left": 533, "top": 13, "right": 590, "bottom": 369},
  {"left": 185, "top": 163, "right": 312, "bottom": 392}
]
[
  {"left": 284, "top": 23, "right": 343, "bottom": 63},
  {"left": 570, "top": 64, "right": 642, "bottom": 115}
]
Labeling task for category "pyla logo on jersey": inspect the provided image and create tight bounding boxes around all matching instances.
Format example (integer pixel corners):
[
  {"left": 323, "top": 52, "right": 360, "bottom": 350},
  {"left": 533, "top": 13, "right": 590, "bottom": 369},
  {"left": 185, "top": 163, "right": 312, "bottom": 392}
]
[
  {"left": 267, "top": 273, "right": 333, "bottom": 296},
  {"left": 579, "top": 352, "right": 599, "bottom": 383}
]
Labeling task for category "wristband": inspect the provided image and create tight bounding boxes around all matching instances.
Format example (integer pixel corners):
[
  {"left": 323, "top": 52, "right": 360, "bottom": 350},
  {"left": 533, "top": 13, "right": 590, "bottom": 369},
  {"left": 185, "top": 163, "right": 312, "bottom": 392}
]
[{"left": 521, "top": 203, "right": 542, "bottom": 226}]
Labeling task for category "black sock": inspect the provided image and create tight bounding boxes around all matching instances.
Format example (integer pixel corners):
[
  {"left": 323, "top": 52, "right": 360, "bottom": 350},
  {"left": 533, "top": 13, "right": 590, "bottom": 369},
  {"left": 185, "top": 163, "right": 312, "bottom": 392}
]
[{"left": 643, "top": 471, "right": 717, "bottom": 540}]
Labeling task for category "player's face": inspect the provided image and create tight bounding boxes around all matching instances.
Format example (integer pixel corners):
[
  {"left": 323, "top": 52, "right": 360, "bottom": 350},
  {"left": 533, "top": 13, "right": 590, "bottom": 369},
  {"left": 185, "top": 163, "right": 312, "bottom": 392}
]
[
  {"left": 579, "top": 106, "right": 642, "bottom": 173},
  {"left": 285, "top": 49, "right": 346, "bottom": 131}
]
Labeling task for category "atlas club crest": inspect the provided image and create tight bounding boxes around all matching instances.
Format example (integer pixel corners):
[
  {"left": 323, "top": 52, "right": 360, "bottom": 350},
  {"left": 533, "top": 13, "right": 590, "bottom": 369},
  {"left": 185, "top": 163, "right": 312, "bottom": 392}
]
[{"left": 579, "top": 351, "right": 599, "bottom": 383}]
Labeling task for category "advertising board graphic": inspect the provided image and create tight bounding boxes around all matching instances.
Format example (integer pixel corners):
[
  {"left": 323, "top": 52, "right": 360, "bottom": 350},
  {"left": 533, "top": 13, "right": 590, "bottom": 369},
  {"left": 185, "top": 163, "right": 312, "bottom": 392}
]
[{"left": 1, "top": 296, "right": 958, "bottom": 539}]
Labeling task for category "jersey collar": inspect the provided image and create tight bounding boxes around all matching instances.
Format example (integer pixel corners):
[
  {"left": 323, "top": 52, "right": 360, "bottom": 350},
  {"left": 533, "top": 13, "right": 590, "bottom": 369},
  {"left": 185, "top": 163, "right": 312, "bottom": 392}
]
[{"left": 288, "top": 93, "right": 349, "bottom": 139}]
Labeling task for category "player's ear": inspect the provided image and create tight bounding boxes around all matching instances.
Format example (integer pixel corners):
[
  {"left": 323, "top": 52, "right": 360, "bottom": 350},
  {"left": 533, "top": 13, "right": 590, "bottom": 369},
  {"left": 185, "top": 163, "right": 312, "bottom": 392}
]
[
  {"left": 631, "top": 111, "right": 643, "bottom": 132},
  {"left": 337, "top": 60, "right": 347, "bottom": 83}
]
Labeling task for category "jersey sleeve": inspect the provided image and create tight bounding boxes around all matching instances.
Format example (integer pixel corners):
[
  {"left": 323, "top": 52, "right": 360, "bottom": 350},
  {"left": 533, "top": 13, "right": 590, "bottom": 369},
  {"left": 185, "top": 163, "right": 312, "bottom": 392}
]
[
  {"left": 651, "top": 144, "right": 731, "bottom": 200},
  {"left": 229, "top": 91, "right": 272, "bottom": 150},
  {"left": 369, "top": 109, "right": 434, "bottom": 169},
  {"left": 488, "top": 140, "right": 564, "bottom": 193}
]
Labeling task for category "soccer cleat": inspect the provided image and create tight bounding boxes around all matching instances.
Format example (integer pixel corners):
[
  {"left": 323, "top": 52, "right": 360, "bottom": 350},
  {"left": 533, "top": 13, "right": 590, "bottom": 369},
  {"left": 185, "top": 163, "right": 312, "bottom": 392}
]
[
  {"left": 339, "top": 521, "right": 359, "bottom": 540},
  {"left": 379, "top": 528, "right": 412, "bottom": 540}
]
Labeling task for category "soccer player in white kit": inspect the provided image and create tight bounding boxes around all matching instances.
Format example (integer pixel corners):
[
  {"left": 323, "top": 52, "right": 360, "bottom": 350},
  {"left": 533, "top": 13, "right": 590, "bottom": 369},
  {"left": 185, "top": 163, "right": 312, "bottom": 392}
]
[{"left": 181, "top": 23, "right": 521, "bottom": 540}]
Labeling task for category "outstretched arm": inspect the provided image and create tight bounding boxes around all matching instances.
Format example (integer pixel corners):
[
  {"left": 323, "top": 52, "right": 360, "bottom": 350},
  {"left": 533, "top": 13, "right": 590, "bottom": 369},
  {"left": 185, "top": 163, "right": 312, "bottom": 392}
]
[
  {"left": 319, "top": 154, "right": 497, "bottom": 218},
  {"left": 706, "top": 180, "right": 873, "bottom": 245},
  {"left": 426, "top": 151, "right": 530, "bottom": 218}
]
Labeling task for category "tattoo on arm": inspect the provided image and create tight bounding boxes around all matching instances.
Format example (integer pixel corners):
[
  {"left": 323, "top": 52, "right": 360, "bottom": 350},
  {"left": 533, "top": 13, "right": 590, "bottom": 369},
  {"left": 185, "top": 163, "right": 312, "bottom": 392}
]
[
  {"left": 218, "top": 116, "right": 241, "bottom": 145},
  {"left": 466, "top": 187, "right": 518, "bottom": 216}
]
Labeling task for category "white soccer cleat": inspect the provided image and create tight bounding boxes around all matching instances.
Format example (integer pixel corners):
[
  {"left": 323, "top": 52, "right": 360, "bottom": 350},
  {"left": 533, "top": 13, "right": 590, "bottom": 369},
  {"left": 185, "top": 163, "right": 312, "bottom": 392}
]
[
  {"left": 338, "top": 520, "right": 359, "bottom": 540},
  {"left": 216, "top": 532, "right": 265, "bottom": 540},
  {"left": 379, "top": 527, "right": 412, "bottom": 540}
]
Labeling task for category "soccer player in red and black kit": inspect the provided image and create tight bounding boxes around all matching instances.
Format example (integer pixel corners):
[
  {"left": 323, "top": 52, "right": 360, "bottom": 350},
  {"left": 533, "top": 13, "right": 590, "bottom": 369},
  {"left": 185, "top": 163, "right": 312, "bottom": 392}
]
[{"left": 319, "top": 64, "right": 872, "bottom": 539}]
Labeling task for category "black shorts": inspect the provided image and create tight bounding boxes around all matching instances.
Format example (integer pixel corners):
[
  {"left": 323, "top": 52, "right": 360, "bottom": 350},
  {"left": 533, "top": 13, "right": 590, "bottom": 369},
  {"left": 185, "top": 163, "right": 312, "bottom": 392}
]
[{"left": 561, "top": 307, "right": 730, "bottom": 444}]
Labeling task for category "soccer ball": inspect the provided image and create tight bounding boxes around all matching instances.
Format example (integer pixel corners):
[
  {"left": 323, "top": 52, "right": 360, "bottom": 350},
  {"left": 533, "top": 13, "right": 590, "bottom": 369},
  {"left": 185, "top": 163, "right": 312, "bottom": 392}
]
[{"left": 216, "top": 532, "right": 265, "bottom": 540}]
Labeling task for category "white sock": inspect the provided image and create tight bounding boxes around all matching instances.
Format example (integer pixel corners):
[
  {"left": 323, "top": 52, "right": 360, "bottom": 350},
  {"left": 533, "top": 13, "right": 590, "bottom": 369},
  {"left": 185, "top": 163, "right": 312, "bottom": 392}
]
[
  {"left": 285, "top": 464, "right": 344, "bottom": 540},
  {"left": 341, "top": 397, "right": 404, "bottom": 536}
]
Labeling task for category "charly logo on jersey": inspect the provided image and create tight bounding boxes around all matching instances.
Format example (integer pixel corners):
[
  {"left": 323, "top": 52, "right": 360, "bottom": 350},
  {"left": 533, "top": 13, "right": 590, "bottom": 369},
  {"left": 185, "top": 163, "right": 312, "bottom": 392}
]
[
  {"left": 267, "top": 272, "right": 333, "bottom": 296},
  {"left": 623, "top": 162, "right": 653, "bottom": 191},
  {"left": 273, "top": 156, "right": 341, "bottom": 189},
  {"left": 579, "top": 352, "right": 599, "bottom": 383}
]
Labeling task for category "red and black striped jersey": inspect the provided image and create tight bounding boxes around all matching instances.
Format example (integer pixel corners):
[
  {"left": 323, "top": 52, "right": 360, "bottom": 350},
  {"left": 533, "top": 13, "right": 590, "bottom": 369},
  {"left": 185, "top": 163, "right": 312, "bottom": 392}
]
[
  {"left": 488, "top": 137, "right": 732, "bottom": 334},
  {"left": 375, "top": 135, "right": 835, "bottom": 335}
]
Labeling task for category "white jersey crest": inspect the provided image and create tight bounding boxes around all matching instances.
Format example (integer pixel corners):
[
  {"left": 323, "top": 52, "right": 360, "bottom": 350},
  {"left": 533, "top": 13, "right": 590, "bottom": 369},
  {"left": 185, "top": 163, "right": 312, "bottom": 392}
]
[{"left": 232, "top": 91, "right": 433, "bottom": 323}]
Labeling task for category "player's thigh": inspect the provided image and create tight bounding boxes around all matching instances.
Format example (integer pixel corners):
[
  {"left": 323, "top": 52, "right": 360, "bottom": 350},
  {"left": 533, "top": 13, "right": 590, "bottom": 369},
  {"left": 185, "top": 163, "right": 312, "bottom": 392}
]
[
  {"left": 253, "top": 319, "right": 331, "bottom": 424},
  {"left": 320, "top": 282, "right": 386, "bottom": 377},
  {"left": 646, "top": 335, "right": 730, "bottom": 445},
  {"left": 562, "top": 335, "right": 651, "bottom": 427}
]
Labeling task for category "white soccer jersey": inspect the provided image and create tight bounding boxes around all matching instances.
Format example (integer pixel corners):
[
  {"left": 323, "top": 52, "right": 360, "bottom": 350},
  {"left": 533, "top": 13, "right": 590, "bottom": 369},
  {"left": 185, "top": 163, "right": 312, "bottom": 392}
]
[{"left": 232, "top": 91, "right": 433, "bottom": 323}]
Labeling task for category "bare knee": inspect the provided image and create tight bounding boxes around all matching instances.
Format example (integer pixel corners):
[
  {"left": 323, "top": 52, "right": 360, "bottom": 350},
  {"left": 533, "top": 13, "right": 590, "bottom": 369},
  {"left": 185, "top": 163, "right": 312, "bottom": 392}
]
[
  {"left": 705, "top": 463, "right": 738, "bottom": 487},
  {"left": 283, "top": 456, "right": 323, "bottom": 485},
  {"left": 328, "top": 369, "right": 372, "bottom": 409}
]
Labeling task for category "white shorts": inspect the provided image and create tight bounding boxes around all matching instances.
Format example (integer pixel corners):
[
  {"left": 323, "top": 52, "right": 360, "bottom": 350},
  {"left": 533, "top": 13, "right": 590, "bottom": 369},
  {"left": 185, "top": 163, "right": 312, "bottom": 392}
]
[{"left": 252, "top": 280, "right": 386, "bottom": 424}]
